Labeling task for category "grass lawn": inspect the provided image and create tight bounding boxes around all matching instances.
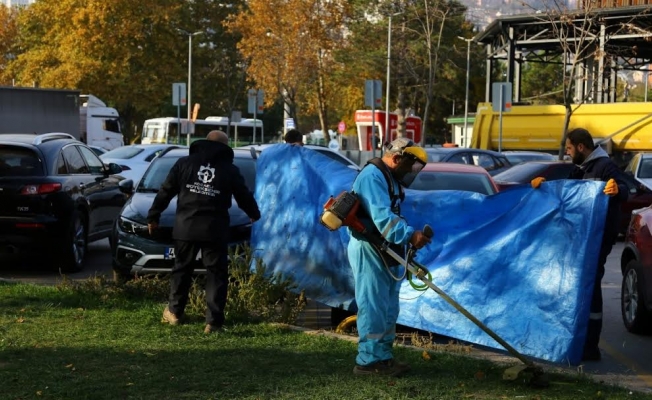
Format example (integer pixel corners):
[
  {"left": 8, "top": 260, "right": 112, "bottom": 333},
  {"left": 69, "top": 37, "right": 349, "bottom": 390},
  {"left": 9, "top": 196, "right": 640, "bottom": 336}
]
[{"left": 1, "top": 280, "right": 650, "bottom": 400}]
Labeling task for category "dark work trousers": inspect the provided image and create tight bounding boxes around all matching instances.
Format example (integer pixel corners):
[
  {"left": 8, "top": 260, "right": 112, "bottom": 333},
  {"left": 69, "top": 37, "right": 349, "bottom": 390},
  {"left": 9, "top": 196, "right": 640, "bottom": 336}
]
[
  {"left": 168, "top": 240, "right": 229, "bottom": 327},
  {"left": 584, "top": 233, "right": 615, "bottom": 352}
]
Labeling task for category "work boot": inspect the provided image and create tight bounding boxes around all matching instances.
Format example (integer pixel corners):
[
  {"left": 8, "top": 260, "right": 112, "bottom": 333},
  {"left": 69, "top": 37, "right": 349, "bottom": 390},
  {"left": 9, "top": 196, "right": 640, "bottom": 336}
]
[
  {"left": 161, "top": 306, "right": 182, "bottom": 326},
  {"left": 204, "top": 324, "right": 224, "bottom": 334},
  {"left": 353, "top": 359, "right": 409, "bottom": 377}
]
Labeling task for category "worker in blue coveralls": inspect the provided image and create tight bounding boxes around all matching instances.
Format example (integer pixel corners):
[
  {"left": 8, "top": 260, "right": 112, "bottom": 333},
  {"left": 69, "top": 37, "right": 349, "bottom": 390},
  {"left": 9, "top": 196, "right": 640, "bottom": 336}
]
[
  {"left": 348, "top": 138, "right": 431, "bottom": 377},
  {"left": 531, "top": 128, "right": 627, "bottom": 362}
]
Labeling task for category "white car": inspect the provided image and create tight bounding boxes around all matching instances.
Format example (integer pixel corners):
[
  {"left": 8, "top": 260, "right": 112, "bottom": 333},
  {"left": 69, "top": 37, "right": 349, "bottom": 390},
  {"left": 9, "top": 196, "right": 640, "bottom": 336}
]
[
  {"left": 238, "top": 144, "right": 360, "bottom": 171},
  {"left": 100, "top": 144, "right": 184, "bottom": 184}
]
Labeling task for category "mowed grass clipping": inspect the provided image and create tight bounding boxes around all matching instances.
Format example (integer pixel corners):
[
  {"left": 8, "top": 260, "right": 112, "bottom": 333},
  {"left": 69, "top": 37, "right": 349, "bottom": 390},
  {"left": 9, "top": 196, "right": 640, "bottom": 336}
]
[{"left": 0, "top": 281, "right": 650, "bottom": 400}]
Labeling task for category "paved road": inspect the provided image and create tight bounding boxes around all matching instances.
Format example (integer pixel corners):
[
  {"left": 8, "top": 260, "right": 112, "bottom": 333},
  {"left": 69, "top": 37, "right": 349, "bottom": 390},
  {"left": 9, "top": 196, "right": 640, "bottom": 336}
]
[{"left": 1, "top": 239, "right": 652, "bottom": 393}]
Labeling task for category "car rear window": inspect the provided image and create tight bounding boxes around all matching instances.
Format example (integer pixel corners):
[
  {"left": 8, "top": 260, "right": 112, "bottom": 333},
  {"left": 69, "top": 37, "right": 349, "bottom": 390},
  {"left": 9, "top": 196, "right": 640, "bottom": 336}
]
[
  {"left": 425, "top": 150, "right": 445, "bottom": 162},
  {"left": 410, "top": 171, "right": 496, "bottom": 195},
  {"left": 493, "top": 163, "right": 547, "bottom": 182},
  {"left": 101, "top": 146, "right": 144, "bottom": 160},
  {"left": 0, "top": 146, "right": 44, "bottom": 177}
]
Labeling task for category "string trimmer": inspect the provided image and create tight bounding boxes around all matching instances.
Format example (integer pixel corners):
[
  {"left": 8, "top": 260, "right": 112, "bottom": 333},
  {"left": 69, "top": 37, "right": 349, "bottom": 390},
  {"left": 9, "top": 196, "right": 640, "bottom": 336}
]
[{"left": 320, "top": 191, "right": 550, "bottom": 388}]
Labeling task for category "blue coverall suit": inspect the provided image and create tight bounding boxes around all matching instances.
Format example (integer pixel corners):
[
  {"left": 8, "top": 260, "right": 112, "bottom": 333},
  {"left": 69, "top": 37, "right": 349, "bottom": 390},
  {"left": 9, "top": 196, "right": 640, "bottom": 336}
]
[{"left": 347, "top": 165, "right": 414, "bottom": 367}]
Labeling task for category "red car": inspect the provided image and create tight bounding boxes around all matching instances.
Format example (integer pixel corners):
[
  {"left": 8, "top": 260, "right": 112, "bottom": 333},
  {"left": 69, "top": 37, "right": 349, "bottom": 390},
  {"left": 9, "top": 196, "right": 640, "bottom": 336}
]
[
  {"left": 620, "top": 207, "right": 652, "bottom": 333},
  {"left": 410, "top": 162, "right": 500, "bottom": 195}
]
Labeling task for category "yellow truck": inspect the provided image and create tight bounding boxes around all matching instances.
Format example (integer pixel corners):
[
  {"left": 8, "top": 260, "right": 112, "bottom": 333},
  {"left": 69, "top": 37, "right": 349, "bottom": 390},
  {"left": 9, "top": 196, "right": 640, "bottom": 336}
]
[{"left": 469, "top": 102, "right": 652, "bottom": 156}]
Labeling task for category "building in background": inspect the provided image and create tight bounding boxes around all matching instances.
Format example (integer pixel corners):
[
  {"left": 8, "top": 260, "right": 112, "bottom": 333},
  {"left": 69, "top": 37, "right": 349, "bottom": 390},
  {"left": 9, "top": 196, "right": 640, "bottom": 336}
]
[{"left": 4, "top": 0, "right": 35, "bottom": 7}]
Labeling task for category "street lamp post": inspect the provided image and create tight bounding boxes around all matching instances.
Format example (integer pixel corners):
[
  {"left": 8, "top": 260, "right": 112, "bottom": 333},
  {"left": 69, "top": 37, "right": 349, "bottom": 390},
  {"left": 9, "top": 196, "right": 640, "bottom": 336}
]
[
  {"left": 385, "top": 12, "right": 402, "bottom": 154},
  {"left": 178, "top": 29, "right": 203, "bottom": 144},
  {"left": 458, "top": 36, "right": 473, "bottom": 147}
]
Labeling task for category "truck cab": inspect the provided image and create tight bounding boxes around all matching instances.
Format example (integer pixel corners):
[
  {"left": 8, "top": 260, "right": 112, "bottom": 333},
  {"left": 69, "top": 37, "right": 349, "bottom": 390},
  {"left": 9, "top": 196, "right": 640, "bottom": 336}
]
[{"left": 80, "top": 95, "right": 123, "bottom": 151}]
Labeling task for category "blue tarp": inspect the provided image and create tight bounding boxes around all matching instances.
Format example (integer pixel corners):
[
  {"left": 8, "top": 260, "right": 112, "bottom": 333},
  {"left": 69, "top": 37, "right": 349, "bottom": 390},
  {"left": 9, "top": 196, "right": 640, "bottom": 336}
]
[{"left": 250, "top": 144, "right": 609, "bottom": 365}]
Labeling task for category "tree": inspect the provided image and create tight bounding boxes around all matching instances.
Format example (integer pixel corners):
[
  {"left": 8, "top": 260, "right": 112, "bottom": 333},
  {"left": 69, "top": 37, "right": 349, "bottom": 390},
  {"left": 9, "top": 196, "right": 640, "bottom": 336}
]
[
  {"left": 226, "top": 0, "right": 352, "bottom": 135},
  {"left": 0, "top": 4, "right": 20, "bottom": 84}
]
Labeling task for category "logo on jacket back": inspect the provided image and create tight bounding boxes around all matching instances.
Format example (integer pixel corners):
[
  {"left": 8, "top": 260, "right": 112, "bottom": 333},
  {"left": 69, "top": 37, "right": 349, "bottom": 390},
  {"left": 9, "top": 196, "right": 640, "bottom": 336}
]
[
  {"left": 198, "top": 164, "right": 215, "bottom": 183},
  {"left": 186, "top": 163, "right": 221, "bottom": 197}
]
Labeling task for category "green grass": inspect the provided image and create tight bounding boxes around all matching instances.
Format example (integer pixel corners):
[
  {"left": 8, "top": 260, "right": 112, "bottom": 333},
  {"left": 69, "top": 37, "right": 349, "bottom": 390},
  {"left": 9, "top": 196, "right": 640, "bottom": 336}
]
[{"left": 0, "top": 281, "right": 650, "bottom": 400}]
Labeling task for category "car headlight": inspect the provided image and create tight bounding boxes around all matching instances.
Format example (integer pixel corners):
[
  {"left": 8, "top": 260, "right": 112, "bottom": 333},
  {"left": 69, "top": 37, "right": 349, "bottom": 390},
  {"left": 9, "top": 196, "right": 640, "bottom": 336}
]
[{"left": 118, "top": 217, "right": 148, "bottom": 234}]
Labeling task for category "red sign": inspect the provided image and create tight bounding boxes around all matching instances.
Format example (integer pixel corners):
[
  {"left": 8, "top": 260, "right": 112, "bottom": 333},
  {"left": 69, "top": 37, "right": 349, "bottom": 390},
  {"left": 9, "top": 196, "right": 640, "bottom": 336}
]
[{"left": 338, "top": 121, "right": 346, "bottom": 133}]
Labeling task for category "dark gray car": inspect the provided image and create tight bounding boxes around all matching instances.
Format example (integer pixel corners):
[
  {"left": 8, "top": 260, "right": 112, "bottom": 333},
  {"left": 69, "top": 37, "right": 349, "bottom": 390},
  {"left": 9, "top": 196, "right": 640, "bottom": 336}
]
[{"left": 110, "top": 148, "right": 255, "bottom": 280}]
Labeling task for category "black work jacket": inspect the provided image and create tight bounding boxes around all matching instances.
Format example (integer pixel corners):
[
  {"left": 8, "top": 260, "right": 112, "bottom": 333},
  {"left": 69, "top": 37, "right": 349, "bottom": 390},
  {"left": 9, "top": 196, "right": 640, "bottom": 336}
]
[
  {"left": 569, "top": 153, "right": 628, "bottom": 244},
  {"left": 147, "top": 140, "right": 260, "bottom": 242}
]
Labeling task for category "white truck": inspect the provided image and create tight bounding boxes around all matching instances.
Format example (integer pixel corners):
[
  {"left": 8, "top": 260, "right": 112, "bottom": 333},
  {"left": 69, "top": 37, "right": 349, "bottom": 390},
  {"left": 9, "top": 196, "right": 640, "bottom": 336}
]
[
  {"left": 0, "top": 87, "right": 124, "bottom": 150},
  {"left": 79, "top": 94, "right": 123, "bottom": 150}
]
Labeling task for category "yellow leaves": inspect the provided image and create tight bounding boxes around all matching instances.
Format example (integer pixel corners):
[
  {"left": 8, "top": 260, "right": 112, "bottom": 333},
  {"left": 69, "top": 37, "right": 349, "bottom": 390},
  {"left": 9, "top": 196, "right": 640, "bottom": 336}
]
[
  {"left": 422, "top": 350, "right": 431, "bottom": 360},
  {"left": 16, "top": 317, "right": 25, "bottom": 323},
  {"left": 65, "top": 363, "right": 76, "bottom": 371}
]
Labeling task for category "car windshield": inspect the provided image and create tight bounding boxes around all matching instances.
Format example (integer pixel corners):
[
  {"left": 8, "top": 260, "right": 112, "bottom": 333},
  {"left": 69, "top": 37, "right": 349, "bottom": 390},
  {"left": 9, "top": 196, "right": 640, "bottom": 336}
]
[
  {"left": 0, "top": 146, "right": 44, "bottom": 177},
  {"left": 101, "top": 146, "right": 144, "bottom": 160},
  {"left": 234, "top": 157, "right": 256, "bottom": 192},
  {"left": 410, "top": 171, "right": 496, "bottom": 195},
  {"left": 493, "top": 163, "right": 547, "bottom": 182},
  {"left": 137, "top": 155, "right": 257, "bottom": 193},
  {"left": 138, "top": 157, "right": 178, "bottom": 192}
]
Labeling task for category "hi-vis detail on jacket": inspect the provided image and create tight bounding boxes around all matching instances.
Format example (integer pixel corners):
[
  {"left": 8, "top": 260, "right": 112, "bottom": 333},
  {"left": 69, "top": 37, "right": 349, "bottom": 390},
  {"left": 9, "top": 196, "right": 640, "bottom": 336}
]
[{"left": 186, "top": 163, "right": 221, "bottom": 197}]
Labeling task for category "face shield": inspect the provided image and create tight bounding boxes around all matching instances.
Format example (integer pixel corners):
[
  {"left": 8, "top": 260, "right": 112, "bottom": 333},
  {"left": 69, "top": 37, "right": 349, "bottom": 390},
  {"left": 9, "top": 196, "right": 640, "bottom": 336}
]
[{"left": 388, "top": 144, "right": 428, "bottom": 188}]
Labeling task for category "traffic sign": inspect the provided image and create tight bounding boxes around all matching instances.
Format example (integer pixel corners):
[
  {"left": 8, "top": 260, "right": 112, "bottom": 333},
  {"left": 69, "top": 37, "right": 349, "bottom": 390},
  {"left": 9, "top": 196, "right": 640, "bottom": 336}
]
[
  {"left": 248, "top": 89, "right": 265, "bottom": 115},
  {"left": 492, "top": 82, "right": 512, "bottom": 112},
  {"left": 338, "top": 121, "right": 346, "bottom": 133},
  {"left": 364, "top": 80, "right": 382, "bottom": 108},
  {"left": 172, "top": 83, "right": 187, "bottom": 106}
]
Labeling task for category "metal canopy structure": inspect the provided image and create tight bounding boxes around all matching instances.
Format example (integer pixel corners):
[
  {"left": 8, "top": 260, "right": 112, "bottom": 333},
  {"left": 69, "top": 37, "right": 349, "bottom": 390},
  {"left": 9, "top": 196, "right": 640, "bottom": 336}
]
[{"left": 475, "top": 6, "right": 652, "bottom": 103}]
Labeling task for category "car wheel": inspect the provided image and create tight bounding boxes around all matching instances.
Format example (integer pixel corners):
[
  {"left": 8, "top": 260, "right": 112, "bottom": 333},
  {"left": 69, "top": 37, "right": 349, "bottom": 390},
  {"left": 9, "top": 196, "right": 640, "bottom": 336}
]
[
  {"left": 621, "top": 260, "right": 652, "bottom": 334},
  {"left": 60, "top": 212, "right": 87, "bottom": 273}
]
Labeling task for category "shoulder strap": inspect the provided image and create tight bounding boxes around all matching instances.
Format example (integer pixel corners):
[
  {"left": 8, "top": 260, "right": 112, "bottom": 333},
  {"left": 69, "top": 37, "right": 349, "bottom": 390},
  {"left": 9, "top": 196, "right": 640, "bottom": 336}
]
[{"left": 364, "top": 158, "right": 405, "bottom": 206}]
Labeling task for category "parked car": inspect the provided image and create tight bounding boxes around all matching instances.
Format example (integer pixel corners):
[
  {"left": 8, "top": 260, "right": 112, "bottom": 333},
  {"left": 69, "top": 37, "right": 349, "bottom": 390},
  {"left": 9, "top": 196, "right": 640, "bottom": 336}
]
[
  {"left": 501, "top": 151, "right": 557, "bottom": 165},
  {"left": 494, "top": 161, "right": 652, "bottom": 234},
  {"left": 423, "top": 148, "right": 512, "bottom": 176},
  {"left": 110, "top": 147, "right": 256, "bottom": 280},
  {"left": 238, "top": 143, "right": 361, "bottom": 171},
  {"left": 620, "top": 206, "right": 652, "bottom": 333},
  {"left": 89, "top": 145, "right": 108, "bottom": 157},
  {"left": 0, "top": 133, "right": 128, "bottom": 271},
  {"left": 625, "top": 152, "right": 652, "bottom": 189},
  {"left": 493, "top": 161, "right": 579, "bottom": 191},
  {"left": 410, "top": 162, "right": 499, "bottom": 195},
  {"left": 100, "top": 144, "right": 184, "bottom": 184}
]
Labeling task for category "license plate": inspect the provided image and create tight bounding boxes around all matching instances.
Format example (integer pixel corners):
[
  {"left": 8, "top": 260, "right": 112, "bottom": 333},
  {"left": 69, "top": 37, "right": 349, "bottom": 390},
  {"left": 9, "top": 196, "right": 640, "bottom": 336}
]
[
  {"left": 163, "top": 248, "right": 202, "bottom": 260},
  {"left": 164, "top": 247, "right": 175, "bottom": 260}
]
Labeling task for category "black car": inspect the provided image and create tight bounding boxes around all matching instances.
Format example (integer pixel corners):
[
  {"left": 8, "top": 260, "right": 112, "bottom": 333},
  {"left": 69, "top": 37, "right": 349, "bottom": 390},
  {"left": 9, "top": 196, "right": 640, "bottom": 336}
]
[
  {"left": 0, "top": 133, "right": 128, "bottom": 271},
  {"left": 111, "top": 147, "right": 256, "bottom": 280},
  {"left": 493, "top": 160, "right": 652, "bottom": 234},
  {"left": 424, "top": 147, "right": 512, "bottom": 176},
  {"left": 492, "top": 160, "right": 579, "bottom": 191}
]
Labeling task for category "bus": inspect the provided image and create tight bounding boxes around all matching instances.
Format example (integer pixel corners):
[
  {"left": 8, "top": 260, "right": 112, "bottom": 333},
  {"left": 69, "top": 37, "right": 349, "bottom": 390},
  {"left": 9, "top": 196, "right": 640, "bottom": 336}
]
[{"left": 141, "top": 117, "right": 267, "bottom": 147}]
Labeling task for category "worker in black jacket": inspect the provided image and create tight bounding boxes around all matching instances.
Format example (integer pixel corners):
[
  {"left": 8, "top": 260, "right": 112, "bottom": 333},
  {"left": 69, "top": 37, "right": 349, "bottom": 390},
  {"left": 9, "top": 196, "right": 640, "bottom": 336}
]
[
  {"left": 532, "top": 128, "right": 627, "bottom": 361},
  {"left": 147, "top": 130, "right": 261, "bottom": 334}
]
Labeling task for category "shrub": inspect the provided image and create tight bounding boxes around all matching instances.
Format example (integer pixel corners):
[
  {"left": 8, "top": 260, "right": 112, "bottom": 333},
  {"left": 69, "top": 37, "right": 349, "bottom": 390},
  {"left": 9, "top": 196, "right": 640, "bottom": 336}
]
[{"left": 56, "top": 244, "right": 307, "bottom": 325}]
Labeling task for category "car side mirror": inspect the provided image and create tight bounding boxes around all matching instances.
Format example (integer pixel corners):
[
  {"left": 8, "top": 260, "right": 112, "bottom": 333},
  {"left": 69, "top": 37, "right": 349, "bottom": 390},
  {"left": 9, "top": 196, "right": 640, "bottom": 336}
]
[
  {"left": 118, "top": 179, "right": 134, "bottom": 195},
  {"left": 106, "top": 162, "right": 123, "bottom": 175}
]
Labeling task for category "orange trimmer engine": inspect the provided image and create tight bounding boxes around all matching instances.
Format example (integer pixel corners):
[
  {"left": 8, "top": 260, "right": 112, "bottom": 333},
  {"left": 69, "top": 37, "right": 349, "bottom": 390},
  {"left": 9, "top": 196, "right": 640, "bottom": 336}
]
[{"left": 320, "top": 191, "right": 367, "bottom": 234}]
